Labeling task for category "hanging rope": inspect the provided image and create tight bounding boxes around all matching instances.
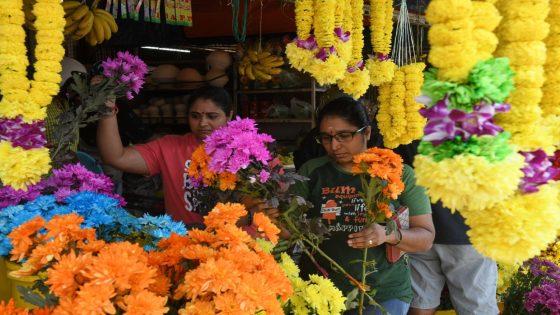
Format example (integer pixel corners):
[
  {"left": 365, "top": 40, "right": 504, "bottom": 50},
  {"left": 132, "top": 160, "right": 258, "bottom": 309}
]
[
  {"left": 232, "top": 0, "right": 249, "bottom": 42},
  {"left": 391, "top": 1, "right": 417, "bottom": 66}
]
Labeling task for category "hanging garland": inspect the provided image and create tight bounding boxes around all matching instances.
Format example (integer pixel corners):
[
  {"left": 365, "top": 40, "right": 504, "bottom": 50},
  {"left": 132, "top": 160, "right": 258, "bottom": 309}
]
[
  {"left": 377, "top": 69, "right": 405, "bottom": 148},
  {"left": 307, "top": 0, "right": 347, "bottom": 85},
  {"left": 542, "top": 1, "right": 560, "bottom": 117},
  {"left": 337, "top": 0, "right": 370, "bottom": 99},
  {"left": 0, "top": 0, "right": 65, "bottom": 189},
  {"left": 471, "top": 0, "right": 501, "bottom": 61},
  {"left": 365, "top": 0, "right": 397, "bottom": 87},
  {"left": 285, "top": 0, "right": 316, "bottom": 72},
  {"left": 494, "top": 0, "right": 553, "bottom": 152},
  {"left": 399, "top": 63, "right": 426, "bottom": 144},
  {"left": 425, "top": 0, "right": 477, "bottom": 82}
]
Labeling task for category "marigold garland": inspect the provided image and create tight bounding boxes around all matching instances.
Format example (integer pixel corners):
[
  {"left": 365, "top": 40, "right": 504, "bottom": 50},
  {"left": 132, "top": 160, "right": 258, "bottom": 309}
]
[
  {"left": 471, "top": 1, "right": 501, "bottom": 61},
  {"left": 366, "top": 0, "right": 396, "bottom": 86},
  {"left": 426, "top": 0, "right": 477, "bottom": 82},
  {"left": 541, "top": 0, "right": 560, "bottom": 146},
  {"left": 464, "top": 183, "right": 560, "bottom": 264},
  {"left": 378, "top": 69, "right": 406, "bottom": 149},
  {"left": 0, "top": 0, "right": 64, "bottom": 189},
  {"left": 337, "top": 0, "right": 370, "bottom": 99},
  {"left": 399, "top": 62, "right": 426, "bottom": 144},
  {"left": 285, "top": 0, "right": 315, "bottom": 72},
  {"left": 494, "top": 0, "right": 553, "bottom": 151},
  {"left": 413, "top": 153, "right": 525, "bottom": 212}
]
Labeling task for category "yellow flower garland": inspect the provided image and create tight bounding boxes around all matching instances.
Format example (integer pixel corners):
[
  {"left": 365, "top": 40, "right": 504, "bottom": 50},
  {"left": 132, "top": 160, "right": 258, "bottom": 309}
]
[
  {"left": 286, "top": 0, "right": 315, "bottom": 72},
  {"left": 366, "top": 0, "right": 396, "bottom": 87},
  {"left": 399, "top": 62, "right": 426, "bottom": 144},
  {"left": 332, "top": 0, "right": 351, "bottom": 63},
  {"left": 0, "top": 0, "right": 64, "bottom": 189},
  {"left": 337, "top": 0, "right": 370, "bottom": 99},
  {"left": 426, "top": 0, "right": 477, "bottom": 82},
  {"left": 413, "top": 153, "right": 525, "bottom": 212},
  {"left": 494, "top": 0, "right": 552, "bottom": 151},
  {"left": 541, "top": 0, "right": 560, "bottom": 142},
  {"left": 471, "top": 1, "right": 501, "bottom": 60},
  {"left": 308, "top": 0, "right": 346, "bottom": 85},
  {"left": 464, "top": 183, "right": 560, "bottom": 264},
  {"left": 376, "top": 69, "right": 405, "bottom": 148}
]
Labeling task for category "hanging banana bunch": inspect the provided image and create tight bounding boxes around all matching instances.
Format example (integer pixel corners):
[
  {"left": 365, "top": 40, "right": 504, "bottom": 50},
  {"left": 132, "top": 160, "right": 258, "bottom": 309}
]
[
  {"left": 238, "top": 49, "right": 284, "bottom": 82},
  {"left": 61, "top": 0, "right": 119, "bottom": 46}
]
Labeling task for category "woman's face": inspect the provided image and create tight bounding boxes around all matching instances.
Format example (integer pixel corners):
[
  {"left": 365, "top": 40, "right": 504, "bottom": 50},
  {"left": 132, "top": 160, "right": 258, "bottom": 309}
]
[
  {"left": 189, "top": 98, "right": 231, "bottom": 141},
  {"left": 318, "top": 116, "right": 371, "bottom": 169}
]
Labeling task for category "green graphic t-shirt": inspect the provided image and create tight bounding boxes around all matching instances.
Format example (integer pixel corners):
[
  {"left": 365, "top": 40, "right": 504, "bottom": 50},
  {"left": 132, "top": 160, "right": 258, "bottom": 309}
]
[{"left": 293, "top": 155, "right": 431, "bottom": 303}]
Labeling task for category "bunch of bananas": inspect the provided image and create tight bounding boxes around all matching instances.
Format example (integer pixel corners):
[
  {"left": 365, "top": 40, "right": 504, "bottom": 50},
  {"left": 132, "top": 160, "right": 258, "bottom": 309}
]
[
  {"left": 62, "top": 1, "right": 118, "bottom": 46},
  {"left": 238, "top": 49, "right": 284, "bottom": 82}
]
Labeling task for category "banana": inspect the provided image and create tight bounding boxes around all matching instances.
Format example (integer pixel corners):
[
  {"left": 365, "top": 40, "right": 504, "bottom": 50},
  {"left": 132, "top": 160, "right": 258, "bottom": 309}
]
[
  {"left": 68, "top": 4, "right": 89, "bottom": 23},
  {"left": 264, "top": 67, "right": 282, "bottom": 75},
  {"left": 94, "top": 9, "right": 118, "bottom": 33},
  {"left": 64, "top": 20, "right": 79, "bottom": 36},
  {"left": 77, "top": 10, "right": 94, "bottom": 32},
  {"left": 238, "top": 63, "right": 246, "bottom": 76},
  {"left": 257, "top": 51, "right": 271, "bottom": 60},
  {"left": 92, "top": 14, "right": 105, "bottom": 44},
  {"left": 99, "top": 17, "right": 112, "bottom": 41},
  {"left": 245, "top": 64, "right": 256, "bottom": 80},
  {"left": 253, "top": 68, "right": 272, "bottom": 81},
  {"left": 248, "top": 50, "right": 259, "bottom": 63},
  {"left": 264, "top": 60, "right": 284, "bottom": 68},
  {"left": 85, "top": 30, "right": 98, "bottom": 46},
  {"left": 61, "top": 1, "right": 82, "bottom": 12}
]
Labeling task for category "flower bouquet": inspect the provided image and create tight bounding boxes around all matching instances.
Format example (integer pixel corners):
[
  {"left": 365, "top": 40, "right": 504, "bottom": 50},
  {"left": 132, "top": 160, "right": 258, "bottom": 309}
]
[
  {"left": 351, "top": 147, "right": 405, "bottom": 313},
  {"left": 51, "top": 51, "right": 148, "bottom": 166}
]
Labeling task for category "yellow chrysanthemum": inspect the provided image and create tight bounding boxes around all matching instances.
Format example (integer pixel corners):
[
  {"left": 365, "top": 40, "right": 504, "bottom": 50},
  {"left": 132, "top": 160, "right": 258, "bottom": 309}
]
[
  {"left": 338, "top": 68, "right": 370, "bottom": 100},
  {"left": 413, "top": 153, "right": 525, "bottom": 212},
  {"left": 425, "top": 0, "right": 472, "bottom": 24},
  {"left": 279, "top": 252, "right": 300, "bottom": 280},
  {"left": 471, "top": 1, "right": 501, "bottom": 31},
  {"left": 366, "top": 59, "right": 396, "bottom": 87},
  {"left": 496, "top": 0, "right": 550, "bottom": 20},
  {"left": 465, "top": 183, "right": 560, "bottom": 264},
  {"left": 308, "top": 55, "right": 346, "bottom": 86},
  {"left": 428, "top": 20, "right": 473, "bottom": 47},
  {"left": 497, "top": 263, "right": 519, "bottom": 295},
  {"left": 507, "top": 122, "right": 556, "bottom": 154},
  {"left": 0, "top": 141, "right": 51, "bottom": 190},
  {"left": 286, "top": 43, "right": 315, "bottom": 73}
]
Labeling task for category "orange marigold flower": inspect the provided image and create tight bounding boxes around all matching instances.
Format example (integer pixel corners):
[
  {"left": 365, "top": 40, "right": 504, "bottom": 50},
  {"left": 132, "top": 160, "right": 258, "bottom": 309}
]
[
  {"left": 182, "top": 258, "right": 242, "bottom": 299},
  {"left": 46, "top": 251, "right": 93, "bottom": 298},
  {"left": 218, "top": 171, "right": 237, "bottom": 191},
  {"left": 77, "top": 237, "right": 107, "bottom": 254},
  {"left": 179, "top": 300, "right": 216, "bottom": 315},
  {"left": 187, "top": 229, "right": 217, "bottom": 245},
  {"left": 148, "top": 269, "right": 172, "bottom": 297},
  {"left": 44, "top": 213, "right": 85, "bottom": 241},
  {"left": 72, "top": 282, "right": 117, "bottom": 315},
  {"left": 8, "top": 216, "right": 46, "bottom": 262},
  {"left": 118, "top": 290, "right": 168, "bottom": 315},
  {"left": 252, "top": 213, "right": 281, "bottom": 245},
  {"left": 203, "top": 203, "right": 247, "bottom": 229},
  {"left": 376, "top": 202, "right": 393, "bottom": 219},
  {"left": 181, "top": 244, "right": 217, "bottom": 261},
  {"left": 213, "top": 224, "right": 254, "bottom": 248}
]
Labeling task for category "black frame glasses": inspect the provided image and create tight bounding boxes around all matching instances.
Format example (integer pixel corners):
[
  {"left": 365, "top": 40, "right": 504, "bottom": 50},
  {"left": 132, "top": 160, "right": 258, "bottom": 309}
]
[{"left": 314, "top": 126, "right": 368, "bottom": 145}]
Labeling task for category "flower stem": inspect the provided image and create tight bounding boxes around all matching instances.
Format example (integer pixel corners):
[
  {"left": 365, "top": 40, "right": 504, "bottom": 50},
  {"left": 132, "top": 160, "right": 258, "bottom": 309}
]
[{"left": 359, "top": 247, "right": 368, "bottom": 315}]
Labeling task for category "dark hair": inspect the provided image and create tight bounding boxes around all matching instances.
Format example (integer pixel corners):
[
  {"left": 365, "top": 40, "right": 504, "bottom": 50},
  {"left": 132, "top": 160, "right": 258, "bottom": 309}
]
[
  {"left": 317, "top": 96, "right": 370, "bottom": 129},
  {"left": 187, "top": 86, "right": 232, "bottom": 114}
]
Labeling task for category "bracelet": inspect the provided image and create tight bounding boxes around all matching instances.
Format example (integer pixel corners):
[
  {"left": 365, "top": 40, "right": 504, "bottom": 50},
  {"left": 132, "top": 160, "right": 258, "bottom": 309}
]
[
  {"left": 391, "top": 229, "right": 402, "bottom": 246},
  {"left": 110, "top": 106, "right": 119, "bottom": 116}
]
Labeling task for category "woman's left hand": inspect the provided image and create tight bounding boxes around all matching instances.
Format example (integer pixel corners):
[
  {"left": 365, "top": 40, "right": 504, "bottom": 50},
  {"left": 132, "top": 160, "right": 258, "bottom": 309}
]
[{"left": 347, "top": 223, "right": 387, "bottom": 248}]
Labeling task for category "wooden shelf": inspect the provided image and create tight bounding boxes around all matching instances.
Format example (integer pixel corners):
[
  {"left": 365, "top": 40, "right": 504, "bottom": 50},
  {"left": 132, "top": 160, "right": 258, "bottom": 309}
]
[{"left": 237, "top": 87, "right": 327, "bottom": 94}]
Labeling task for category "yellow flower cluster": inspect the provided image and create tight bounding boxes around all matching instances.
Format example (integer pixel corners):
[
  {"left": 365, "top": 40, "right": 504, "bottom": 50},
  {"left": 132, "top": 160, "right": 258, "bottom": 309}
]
[
  {"left": 541, "top": 0, "right": 560, "bottom": 147},
  {"left": 539, "top": 237, "right": 560, "bottom": 266},
  {"left": 366, "top": 0, "right": 396, "bottom": 87},
  {"left": 377, "top": 69, "right": 405, "bottom": 149},
  {"left": 337, "top": 0, "right": 370, "bottom": 99},
  {"left": 413, "top": 153, "right": 525, "bottom": 212},
  {"left": 279, "top": 253, "right": 346, "bottom": 315},
  {"left": 286, "top": 0, "right": 315, "bottom": 72},
  {"left": 497, "top": 262, "right": 519, "bottom": 295},
  {"left": 426, "top": 0, "right": 477, "bottom": 82},
  {"left": 0, "top": 0, "right": 64, "bottom": 189},
  {"left": 376, "top": 63, "right": 425, "bottom": 148},
  {"left": 465, "top": 183, "right": 560, "bottom": 264},
  {"left": 308, "top": 0, "right": 346, "bottom": 85},
  {"left": 0, "top": 141, "right": 51, "bottom": 190},
  {"left": 494, "top": 0, "right": 552, "bottom": 151},
  {"left": 332, "top": 0, "right": 352, "bottom": 63},
  {"left": 471, "top": 1, "right": 501, "bottom": 60}
]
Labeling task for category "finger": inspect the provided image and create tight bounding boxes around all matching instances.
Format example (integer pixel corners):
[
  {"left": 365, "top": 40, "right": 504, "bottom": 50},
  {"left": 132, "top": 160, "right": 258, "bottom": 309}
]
[{"left": 264, "top": 208, "right": 280, "bottom": 218}]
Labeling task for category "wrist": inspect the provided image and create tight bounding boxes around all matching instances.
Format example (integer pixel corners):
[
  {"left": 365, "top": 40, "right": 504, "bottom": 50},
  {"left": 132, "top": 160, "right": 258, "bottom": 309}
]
[
  {"left": 103, "top": 106, "right": 119, "bottom": 119},
  {"left": 387, "top": 228, "right": 402, "bottom": 246}
]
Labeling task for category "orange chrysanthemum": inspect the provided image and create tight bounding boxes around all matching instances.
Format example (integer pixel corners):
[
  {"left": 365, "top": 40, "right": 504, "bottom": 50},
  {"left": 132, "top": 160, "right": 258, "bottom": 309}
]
[
  {"left": 71, "top": 282, "right": 117, "bottom": 315},
  {"left": 118, "top": 290, "right": 169, "bottom": 315},
  {"left": 252, "top": 213, "right": 281, "bottom": 245},
  {"left": 179, "top": 300, "right": 216, "bottom": 315},
  {"left": 46, "top": 251, "right": 93, "bottom": 298},
  {"left": 0, "top": 299, "right": 52, "bottom": 315},
  {"left": 44, "top": 213, "right": 86, "bottom": 240},
  {"left": 218, "top": 171, "right": 237, "bottom": 191},
  {"left": 180, "top": 244, "right": 217, "bottom": 261},
  {"left": 148, "top": 269, "right": 172, "bottom": 297},
  {"left": 187, "top": 145, "right": 217, "bottom": 186},
  {"left": 8, "top": 216, "right": 46, "bottom": 262},
  {"left": 203, "top": 202, "right": 247, "bottom": 228}
]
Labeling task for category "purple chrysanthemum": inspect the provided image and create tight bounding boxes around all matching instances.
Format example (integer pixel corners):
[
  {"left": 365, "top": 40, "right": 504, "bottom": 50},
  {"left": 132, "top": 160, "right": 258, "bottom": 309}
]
[
  {"left": 101, "top": 51, "right": 148, "bottom": 100},
  {"left": 524, "top": 282, "right": 560, "bottom": 314},
  {"left": 0, "top": 117, "right": 46, "bottom": 149},
  {"left": 519, "top": 150, "right": 560, "bottom": 194},
  {"left": 203, "top": 117, "right": 274, "bottom": 174}
]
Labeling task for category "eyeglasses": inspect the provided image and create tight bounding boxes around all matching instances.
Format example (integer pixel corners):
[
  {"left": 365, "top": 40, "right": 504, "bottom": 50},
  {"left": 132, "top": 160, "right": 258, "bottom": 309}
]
[{"left": 314, "top": 126, "right": 368, "bottom": 145}]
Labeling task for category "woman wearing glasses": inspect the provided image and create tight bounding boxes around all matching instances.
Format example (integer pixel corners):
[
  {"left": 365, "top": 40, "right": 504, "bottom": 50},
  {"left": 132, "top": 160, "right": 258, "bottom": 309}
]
[{"left": 293, "top": 97, "right": 435, "bottom": 315}]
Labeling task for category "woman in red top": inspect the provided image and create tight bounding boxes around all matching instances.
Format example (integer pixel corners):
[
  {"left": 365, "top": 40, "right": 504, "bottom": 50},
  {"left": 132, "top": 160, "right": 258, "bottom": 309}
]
[{"left": 97, "top": 86, "right": 232, "bottom": 225}]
